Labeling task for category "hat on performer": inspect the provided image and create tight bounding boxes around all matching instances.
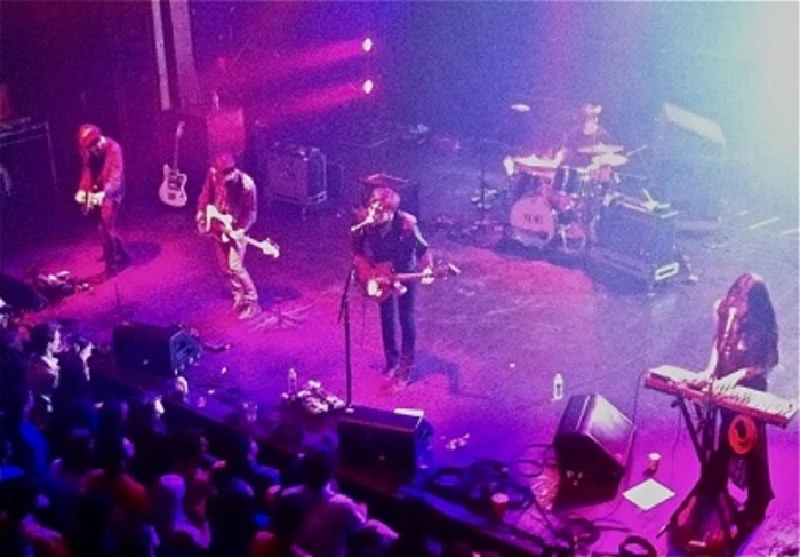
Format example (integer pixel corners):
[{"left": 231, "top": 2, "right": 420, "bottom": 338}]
[
  {"left": 212, "top": 152, "right": 236, "bottom": 173},
  {"left": 77, "top": 124, "right": 102, "bottom": 149}
]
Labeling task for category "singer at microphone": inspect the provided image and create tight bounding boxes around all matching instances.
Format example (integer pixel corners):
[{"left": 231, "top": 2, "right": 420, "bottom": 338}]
[{"left": 351, "top": 186, "right": 434, "bottom": 390}]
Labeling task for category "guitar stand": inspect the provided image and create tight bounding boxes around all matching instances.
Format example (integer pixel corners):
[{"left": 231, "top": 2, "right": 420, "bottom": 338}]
[{"left": 658, "top": 397, "right": 739, "bottom": 557}]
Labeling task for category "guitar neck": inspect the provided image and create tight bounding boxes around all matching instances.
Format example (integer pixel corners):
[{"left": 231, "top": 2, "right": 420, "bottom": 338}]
[{"left": 392, "top": 271, "right": 428, "bottom": 282}]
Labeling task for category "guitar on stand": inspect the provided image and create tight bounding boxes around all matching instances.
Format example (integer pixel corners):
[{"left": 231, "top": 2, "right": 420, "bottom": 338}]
[
  {"left": 159, "top": 121, "right": 188, "bottom": 208},
  {"left": 198, "top": 204, "right": 280, "bottom": 258}
]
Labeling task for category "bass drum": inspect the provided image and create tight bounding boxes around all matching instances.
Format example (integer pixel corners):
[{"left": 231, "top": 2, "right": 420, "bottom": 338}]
[{"left": 507, "top": 195, "right": 556, "bottom": 249}]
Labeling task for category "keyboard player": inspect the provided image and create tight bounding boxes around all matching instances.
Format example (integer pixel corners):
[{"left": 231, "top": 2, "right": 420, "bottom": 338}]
[{"left": 694, "top": 272, "right": 778, "bottom": 533}]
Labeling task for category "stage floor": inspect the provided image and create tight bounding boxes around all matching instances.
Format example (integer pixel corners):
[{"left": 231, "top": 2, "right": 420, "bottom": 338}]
[{"left": 5, "top": 156, "right": 798, "bottom": 555}]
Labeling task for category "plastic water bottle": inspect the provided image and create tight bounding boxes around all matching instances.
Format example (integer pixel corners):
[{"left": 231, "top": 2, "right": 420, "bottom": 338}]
[
  {"left": 552, "top": 373, "right": 564, "bottom": 401},
  {"left": 287, "top": 367, "right": 298, "bottom": 396}
]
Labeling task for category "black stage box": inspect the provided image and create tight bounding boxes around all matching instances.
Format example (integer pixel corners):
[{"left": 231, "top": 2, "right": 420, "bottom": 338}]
[{"left": 337, "top": 406, "right": 433, "bottom": 483}]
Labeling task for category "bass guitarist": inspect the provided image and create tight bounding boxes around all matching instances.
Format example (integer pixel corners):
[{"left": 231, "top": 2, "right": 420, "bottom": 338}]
[
  {"left": 352, "top": 187, "right": 433, "bottom": 388},
  {"left": 76, "top": 124, "right": 129, "bottom": 276},
  {"left": 196, "top": 153, "right": 261, "bottom": 320}
]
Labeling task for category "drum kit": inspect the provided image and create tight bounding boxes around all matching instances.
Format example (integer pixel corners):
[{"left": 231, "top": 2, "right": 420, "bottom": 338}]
[{"left": 504, "top": 142, "right": 630, "bottom": 253}]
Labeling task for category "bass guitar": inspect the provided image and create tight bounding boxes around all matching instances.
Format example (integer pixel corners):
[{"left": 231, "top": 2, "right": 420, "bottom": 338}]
[
  {"left": 355, "top": 260, "right": 461, "bottom": 303},
  {"left": 199, "top": 204, "right": 280, "bottom": 258},
  {"left": 159, "top": 121, "right": 188, "bottom": 208}
]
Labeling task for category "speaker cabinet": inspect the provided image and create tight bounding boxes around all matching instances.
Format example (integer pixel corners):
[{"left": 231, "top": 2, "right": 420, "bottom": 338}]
[
  {"left": 261, "top": 143, "right": 327, "bottom": 207},
  {"left": 554, "top": 394, "right": 634, "bottom": 488},
  {"left": 337, "top": 406, "right": 433, "bottom": 483},
  {"left": 112, "top": 323, "right": 201, "bottom": 377}
]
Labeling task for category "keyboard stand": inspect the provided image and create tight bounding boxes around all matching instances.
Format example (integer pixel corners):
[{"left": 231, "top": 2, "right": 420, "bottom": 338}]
[{"left": 658, "top": 397, "right": 739, "bottom": 556}]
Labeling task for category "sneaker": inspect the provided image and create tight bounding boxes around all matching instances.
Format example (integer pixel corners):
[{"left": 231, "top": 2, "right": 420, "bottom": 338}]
[
  {"left": 392, "top": 364, "right": 411, "bottom": 390},
  {"left": 238, "top": 304, "right": 262, "bottom": 320}
]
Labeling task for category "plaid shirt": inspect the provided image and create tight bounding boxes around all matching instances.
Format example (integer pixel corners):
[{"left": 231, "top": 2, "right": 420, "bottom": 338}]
[{"left": 197, "top": 170, "right": 257, "bottom": 231}]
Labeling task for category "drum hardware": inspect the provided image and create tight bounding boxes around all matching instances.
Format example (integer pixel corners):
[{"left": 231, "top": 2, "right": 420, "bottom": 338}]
[{"left": 577, "top": 143, "right": 625, "bottom": 155}]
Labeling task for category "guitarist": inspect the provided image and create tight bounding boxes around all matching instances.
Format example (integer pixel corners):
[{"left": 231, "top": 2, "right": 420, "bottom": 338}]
[
  {"left": 352, "top": 187, "right": 433, "bottom": 388},
  {"left": 196, "top": 153, "right": 260, "bottom": 320},
  {"left": 76, "top": 124, "right": 129, "bottom": 276}
]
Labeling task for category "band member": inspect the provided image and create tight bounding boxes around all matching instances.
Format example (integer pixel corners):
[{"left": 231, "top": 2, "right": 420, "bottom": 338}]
[
  {"left": 702, "top": 272, "right": 777, "bottom": 532},
  {"left": 352, "top": 187, "right": 433, "bottom": 387},
  {"left": 561, "top": 103, "right": 615, "bottom": 167},
  {"left": 76, "top": 124, "right": 128, "bottom": 275},
  {"left": 197, "top": 153, "right": 260, "bottom": 320}
]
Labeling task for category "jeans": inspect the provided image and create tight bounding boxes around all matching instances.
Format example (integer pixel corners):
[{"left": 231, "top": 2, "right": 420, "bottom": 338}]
[
  {"left": 214, "top": 239, "right": 258, "bottom": 305},
  {"left": 379, "top": 283, "right": 416, "bottom": 368},
  {"left": 98, "top": 200, "right": 125, "bottom": 270}
]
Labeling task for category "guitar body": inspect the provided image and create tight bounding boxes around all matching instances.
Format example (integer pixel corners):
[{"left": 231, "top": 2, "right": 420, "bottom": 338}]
[
  {"left": 355, "top": 260, "right": 462, "bottom": 303},
  {"left": 355, "top": 261, "right": 400, "bottom": 303},
  {"left": 159, "top": 164, "right": 188, "bottom": 208},
  {"left": 200, "top": 205, "right": 280, "bottom": 258}
]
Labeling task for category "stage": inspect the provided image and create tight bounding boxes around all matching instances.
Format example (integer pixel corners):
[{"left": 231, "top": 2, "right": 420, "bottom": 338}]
[{"left": 4, "top": 142, "right": 798, "bottom": 555}]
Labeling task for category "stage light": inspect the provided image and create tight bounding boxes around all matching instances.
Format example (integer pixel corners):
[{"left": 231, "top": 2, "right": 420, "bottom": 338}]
[
  {"left": 361, "top": 79, "right": 375, "bottom": 95},
  {"left": 361, "top": 38, "right": 374, "bottom": 53}
]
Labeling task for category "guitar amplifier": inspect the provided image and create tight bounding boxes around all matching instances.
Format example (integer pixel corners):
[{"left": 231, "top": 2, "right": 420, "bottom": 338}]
[
  {"left": 264, "top": 143, "right": 327, "bottom": 207},
  {"left": 588, "top": 201, "right": 680, "bottom": 285},
  {"left": 112, "top": 322, "right": 201, "bottom": 377}
]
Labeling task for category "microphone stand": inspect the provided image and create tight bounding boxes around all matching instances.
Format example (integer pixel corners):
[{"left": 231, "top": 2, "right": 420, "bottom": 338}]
[{"left": 337, "top": 263, "right": 356, "bottom": 407}]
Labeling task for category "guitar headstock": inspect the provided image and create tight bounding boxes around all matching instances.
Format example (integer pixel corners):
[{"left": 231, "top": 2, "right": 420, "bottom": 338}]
[
  {"left": 434, "top": 262, "right": 462, "bottom": 279},
  {"left": 254, "top": 239, "right": 280, "bottom": 258}
]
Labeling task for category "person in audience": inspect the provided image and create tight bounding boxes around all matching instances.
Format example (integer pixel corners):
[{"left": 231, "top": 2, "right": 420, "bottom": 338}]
[
  {"left": 279, "top": 446, "right": 371, "bottom": 557},
  {"left": 26, "top": 321, "right": 61, "bottom": 399},
  {"left": 251, "top": 494, "right": 310, "bottom": 557},
  {"left": 127, "top": 393, "right": 171, "bottom": 487},
  {"left": 224, "top": 433, "right": 279, "bottom": 507},
  {"left": 6, "top": 386, "right": 50, "bottom": 484},
  {"left": 154, "top": 473, "right": 211, "bottom": 553},
  {"left": 208, "top": 476, "right": 257, "bottom": 557},
  {"left": 42, "top": 427, "right": 93, "bottom": 539},
  {"left": 51, "top": 352, "right": 98, "bottom": 449},
  {"left": 83, "top": 434, "right": 149, "bottom": 521}
]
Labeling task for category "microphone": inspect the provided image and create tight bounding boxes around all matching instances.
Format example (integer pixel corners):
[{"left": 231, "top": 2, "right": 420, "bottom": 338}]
[
  {"left": 350, "top": 205, "right": 377, "bottom": 233},
  {"left": 723, "top": 306, "right": 737, "bottom": 340}
]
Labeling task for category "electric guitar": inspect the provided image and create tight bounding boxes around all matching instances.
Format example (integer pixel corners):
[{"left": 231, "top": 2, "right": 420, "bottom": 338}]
[
  {"left": 159, "top": 121, "right": 188, "bottom": 208},
  {"left": 355, "top": 260, "right": 461, "bottom": 303},
  {"left": 74, "top": 187, "right": 104, "bottom": 215},
  {"left": 199, "top": 205, "right": 280, "bottom": 258}
]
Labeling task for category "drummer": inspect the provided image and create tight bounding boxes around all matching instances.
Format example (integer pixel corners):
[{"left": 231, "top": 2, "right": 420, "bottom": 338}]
[{"left": 561, "top": 103, "right": 616, "bottom": 167}]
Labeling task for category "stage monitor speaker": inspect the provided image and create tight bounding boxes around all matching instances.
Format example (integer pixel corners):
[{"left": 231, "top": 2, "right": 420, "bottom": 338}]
[
  {"left": 112, "top": 322, "right": 201, "bottom": 377},
  {"left": 554, "top": 394, "right": 634, "bottom": 486},
  {"left": 337, "top": 406, "right": 433, "bottom": 483}
]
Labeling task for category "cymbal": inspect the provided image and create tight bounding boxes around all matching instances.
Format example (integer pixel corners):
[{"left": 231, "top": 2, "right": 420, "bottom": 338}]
[
  {"left": 577, "top": 143, "right": 624, "bottom": 155},
  {"left": 592, "top": 152, "right": 628, "bottom": 167}
]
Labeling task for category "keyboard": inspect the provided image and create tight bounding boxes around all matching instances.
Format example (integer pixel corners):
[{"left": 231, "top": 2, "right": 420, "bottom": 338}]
[{"left": 646, "top": 365, "right": 797, "bottom": 428}]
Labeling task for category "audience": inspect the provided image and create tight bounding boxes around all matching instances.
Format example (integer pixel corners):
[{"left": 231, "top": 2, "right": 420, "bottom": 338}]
[{"left": 0, "top": 316, "right": 504, "bottom": 557}]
